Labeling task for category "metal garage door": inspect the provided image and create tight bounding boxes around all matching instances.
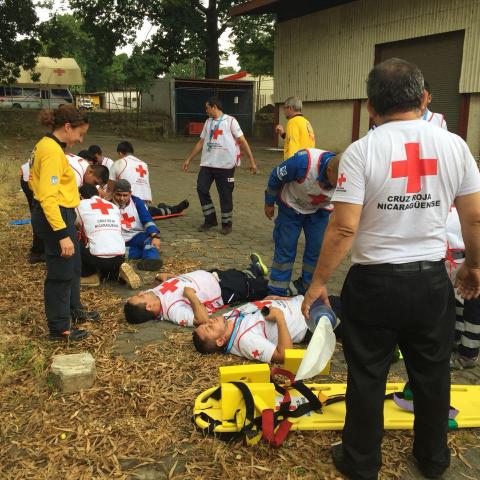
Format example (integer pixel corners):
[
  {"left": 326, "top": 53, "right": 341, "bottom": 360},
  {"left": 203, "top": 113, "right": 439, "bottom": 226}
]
[{"left": 376, "top": 30, "right": 465, "bottom": 134}]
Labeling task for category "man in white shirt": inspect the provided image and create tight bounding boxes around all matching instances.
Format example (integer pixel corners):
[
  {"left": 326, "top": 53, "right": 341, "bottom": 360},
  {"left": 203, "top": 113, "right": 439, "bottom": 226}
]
[
  {"left": 67, "top": 152, "right": 105, "bottom": 188},
  {"left": 88, "top": 144, "right": 114, "bottom": 170},
  {"left": 123, "top": 256, "right": 269, "bottom": 326},
  {"left": 182, "top": 96, "right": 257, "bottom": 235},
  {"left": 108, "top": 141, "right": 152, "bottom": 203},
  {"left": 302, "top": 59, "right": 480, "bottom": 480},
  {"left": 76, "top": 184, "right": 141, "bottom": 289},
  {"left": 192, "top": 296, "right": 308, "bottom": 363},
  {"left": 422, "top": 81, "right": 448, "bottom": 130}
]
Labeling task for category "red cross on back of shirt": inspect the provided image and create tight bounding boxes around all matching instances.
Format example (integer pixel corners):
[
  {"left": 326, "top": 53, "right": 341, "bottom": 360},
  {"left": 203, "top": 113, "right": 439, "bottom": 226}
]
[
  {"left": 337, "top": 173, "right": 346, "bottom": 186},
  {"left": 121, "top": 213, "right": 135, "bottom": 228},
  {"left": 136, "top": 165, "right": 147, "bottom": 177},
  {"left": 160, "top": 278, "right": 180, "bottom": 294},
  {"left": 90, "top": 198, "right": 114, "bottom": 215},
  {"left": 308, "top": 193, "right": 329, "bottom": 205},
  {"left": 212, "top": 129, "right": 223, "bottom": 140},
  {"left": 251, "top": 350, "right": 261, "bottom": 359},
  {"left": 392, "top": 143, "right": 438, "bottom": 193}
]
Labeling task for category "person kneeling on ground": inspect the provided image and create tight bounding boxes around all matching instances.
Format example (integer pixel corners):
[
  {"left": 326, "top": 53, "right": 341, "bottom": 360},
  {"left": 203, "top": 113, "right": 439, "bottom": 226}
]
[
  {"left": 112, "top": 179, "right": 163, "bottom": 271},
  {"left": 76, "top": 184, "right": 141, "bottom": 289},
  {"left": 193, "top": 295, "right": 311, "bottom": 363},
  {"left": 123, "top": 254, "right": 269, "bottom": 326}
]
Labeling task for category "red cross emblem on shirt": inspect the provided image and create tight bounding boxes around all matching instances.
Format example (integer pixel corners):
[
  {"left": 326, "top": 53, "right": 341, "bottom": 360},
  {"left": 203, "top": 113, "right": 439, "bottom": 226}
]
[
  {"left": 251, "top": 350, "right": 261, "bottom": 359},
  {"left": 337, "top": 173, "right": 346, "bottom": 187},
  {"left": 121, "top": 213, "right": 135, "bottom": 228},
  {"left": 253, "top": 301, "right": 272, "bottom": 310},
  {"left": 160, "top": 278, "right": 180, "bottom": 294},
  {"left": 53, "top": 68, "right": 65, "bottom": 76},
  {"left": 178, "top": 320, "right": 187, "bottom": 327},
  {"left": 392, "top": 143, "right": 438, "bottom": 193},
  {"left": 212, "top": 129, "right": 223, "bottom": 140},
  {"left": 90, "top": 198, "right": 114, "bottom": 215},
  {"left": 308, "top": 193, "right": 329, "bottom": 205},
  {"left": 136, "top": 165, "right": 147, "bottom": 177}
]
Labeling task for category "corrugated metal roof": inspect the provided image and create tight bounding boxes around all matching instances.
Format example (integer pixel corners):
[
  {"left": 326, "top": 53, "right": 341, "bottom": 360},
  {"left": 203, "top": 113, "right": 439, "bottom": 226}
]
[{"left": 274, "top": 0, "right": 480, "bottom": 101}]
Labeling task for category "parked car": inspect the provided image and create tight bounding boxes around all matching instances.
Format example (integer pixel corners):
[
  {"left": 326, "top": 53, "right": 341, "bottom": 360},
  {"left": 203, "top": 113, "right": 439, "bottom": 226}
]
[{"left": 0, "top": 86, "right": 74, "bottom": 109}]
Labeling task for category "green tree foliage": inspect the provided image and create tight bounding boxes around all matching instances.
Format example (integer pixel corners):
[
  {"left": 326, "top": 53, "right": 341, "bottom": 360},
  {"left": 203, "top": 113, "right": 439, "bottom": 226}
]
[
  {"left": 230, "top": 14, "right": 274, "bottom": 76},
  {"left": 0, "top": 0, "right": 41, "bottom": 83},
  {"left": 70, "top": 0, "right": 275, "bottom": 79}
]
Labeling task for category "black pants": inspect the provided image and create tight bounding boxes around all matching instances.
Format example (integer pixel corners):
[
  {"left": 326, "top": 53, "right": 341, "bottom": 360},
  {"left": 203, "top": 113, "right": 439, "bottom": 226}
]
[
  {"left": 197, "top": 166, "right": 235, "bottom": 226},
  {"left": 211, "top": 269, "right": 269, "bottom": 304},
  {"left": 20, "top": 178, "right": 44, "bottom": 254},
  {"left": 80, "top": 242, "right": 124, "bottom": 280},
  {"left": 340, "top": 263, "right": 454, "bottom": 480},
  {"left": 31, "top": 202, "right": 82, "bottom": 334}
]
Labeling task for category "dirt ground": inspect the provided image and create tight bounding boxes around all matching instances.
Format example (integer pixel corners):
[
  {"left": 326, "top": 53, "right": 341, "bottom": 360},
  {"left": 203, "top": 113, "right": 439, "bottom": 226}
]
[{"left": 0, "top": 129, "right": 479, "bottom": 480}]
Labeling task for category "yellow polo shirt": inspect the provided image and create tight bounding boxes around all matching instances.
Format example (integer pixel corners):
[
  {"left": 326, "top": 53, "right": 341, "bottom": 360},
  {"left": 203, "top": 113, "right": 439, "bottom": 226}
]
[
  {"left": 284, "top": 115, "right": 315, "bottom": 159},
  {"left": 29, "top": 135, "right": 80, "bottom": 234}
]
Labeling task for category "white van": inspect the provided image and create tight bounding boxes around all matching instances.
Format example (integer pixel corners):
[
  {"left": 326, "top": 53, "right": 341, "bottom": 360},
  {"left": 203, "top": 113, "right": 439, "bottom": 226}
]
[{"left": 0, "top": 86, "right": 74, "bottom": 109}]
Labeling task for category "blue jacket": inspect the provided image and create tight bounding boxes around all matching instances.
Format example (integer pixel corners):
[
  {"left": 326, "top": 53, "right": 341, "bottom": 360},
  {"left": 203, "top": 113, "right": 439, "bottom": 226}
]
[
  {"left": 265, "top": 149, "right": 336, "bottom": 206},
  {"left": 132, "top": 195, "right": 160, "bottom": 236}
]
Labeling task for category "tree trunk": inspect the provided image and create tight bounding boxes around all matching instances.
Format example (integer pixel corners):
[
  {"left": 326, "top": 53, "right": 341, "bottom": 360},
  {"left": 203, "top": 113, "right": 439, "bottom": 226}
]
[{"left": 205, "top": 0, "right": 220, "bottom": 79}]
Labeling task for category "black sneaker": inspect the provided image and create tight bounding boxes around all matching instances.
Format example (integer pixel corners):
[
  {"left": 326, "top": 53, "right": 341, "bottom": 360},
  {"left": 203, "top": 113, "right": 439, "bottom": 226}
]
[
  {"left": 137, "top": 258, "right": 163, "bottom": 271},
  {"left": 49, "top": 328, "right": 89, "bottom": 341},
  {"left": 198, "top": 222, "right": 217, "bottom": 232},
  {"left": 221, "top": 224, "right": 232, "bottom": 235},
  {"left": 249, "top": 253, "right": 268, "bottom": 277},
  {"left": 177, "top": 199, "right": 189, "bottom": 212},
  {"left": 71, "top": 309, "right": 100, "bottom": 324}
]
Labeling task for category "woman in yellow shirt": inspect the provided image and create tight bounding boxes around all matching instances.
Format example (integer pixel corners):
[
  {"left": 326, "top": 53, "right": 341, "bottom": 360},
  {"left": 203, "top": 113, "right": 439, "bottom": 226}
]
[{"left": 30, "top": 105, "right": 98, "bottom": 341}]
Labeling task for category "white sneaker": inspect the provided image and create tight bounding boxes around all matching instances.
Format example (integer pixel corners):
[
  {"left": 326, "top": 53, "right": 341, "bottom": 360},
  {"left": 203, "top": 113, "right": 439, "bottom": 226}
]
[{"left": 119, "top": 263, "right": 141, "bottom": 289}]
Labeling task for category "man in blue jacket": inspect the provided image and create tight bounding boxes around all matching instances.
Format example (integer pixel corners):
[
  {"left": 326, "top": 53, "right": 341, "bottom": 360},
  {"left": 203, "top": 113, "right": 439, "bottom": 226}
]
[
  {"left": 265, "top": 148, "right": 340, "bottom": 296},
  {"left": 112, "top": 179, "right": 162, "bottom": 271}
]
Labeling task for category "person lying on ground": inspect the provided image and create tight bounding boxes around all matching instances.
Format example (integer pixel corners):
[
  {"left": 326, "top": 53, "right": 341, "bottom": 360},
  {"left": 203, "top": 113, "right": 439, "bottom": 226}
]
[
  {"left": 111, "top": 179, "right": 163, "bottom": 271},
  {"left": 123, "top": 254, "right": 269, "bottom": 326},
  {"left": 76, "top": 184, "right": 141, "bottom": 289},
  {"left": 192, "top": 295, "right": 311, "bottom": 363}
]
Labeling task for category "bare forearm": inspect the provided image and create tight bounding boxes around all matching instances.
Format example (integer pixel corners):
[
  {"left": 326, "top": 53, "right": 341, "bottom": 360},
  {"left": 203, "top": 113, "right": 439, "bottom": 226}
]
[
  {"left": 311, "top": 215, "right": 356, "bottom": 286},
  {"left": 187, "top": 294, "right": 210, "bottom": 326},
  {"left": 462, "top": 223, "right": 480, "bottom": 268},
  {"left": 186, "top": 140, "right": 204, "bottom": 162},
  {"left": 239, "top": 137, "right": 254, "bottom": 162},
  {"left": 274, "top": 313, "right": 293, "bottom": 356}
]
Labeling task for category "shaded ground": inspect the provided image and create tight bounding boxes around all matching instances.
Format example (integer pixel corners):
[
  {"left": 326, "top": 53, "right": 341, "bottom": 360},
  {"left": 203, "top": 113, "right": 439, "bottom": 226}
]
[{"left": 0, "top": 131, "right": 479, "bottom": 479}]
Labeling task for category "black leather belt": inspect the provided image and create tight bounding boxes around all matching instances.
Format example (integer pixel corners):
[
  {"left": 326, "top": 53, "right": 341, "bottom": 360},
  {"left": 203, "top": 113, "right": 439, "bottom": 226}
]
[{"left": 356, "top": 260, "right": 444, "bottom": 273}]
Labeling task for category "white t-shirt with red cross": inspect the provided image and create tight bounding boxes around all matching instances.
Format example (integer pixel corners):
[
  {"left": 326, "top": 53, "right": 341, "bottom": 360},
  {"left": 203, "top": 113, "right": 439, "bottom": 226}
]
[
  {"left": 76, "top": 196, "right": 125, "bottom": 257},
  {"left": 149, "top": 270, "right": 223, "bottom": 326},
  {"left": 423, "top": 108, "right": 448, "bottom": 130},
  {"left": 226, "top": 296, "right": 308, "bottom": 363},
  {"left": 200, "top": 114, "right": 243, "bottom": 169},
  {"left": 333, "top": 119, "right": 480, "bottom": 264},
  {"left": 118, "top": 198, "right": 144, "bottom": 242},
  {"left": 109, "top": 155, "right": 152, "bottom": 202},
  {"left": 100, "top": 156, "right": 114, "bottom": 170},
  {"left": 67, "top": 153, "right": 89, "bottom": 187}
]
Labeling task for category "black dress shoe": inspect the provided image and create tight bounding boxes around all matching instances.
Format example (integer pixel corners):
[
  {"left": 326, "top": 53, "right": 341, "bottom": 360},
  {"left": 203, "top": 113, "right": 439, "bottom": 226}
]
[
  {"left": 71, "top": 309, "right": 100, "bottom": 324},
  {"left": 331, "top": 444, "right": 375, "bottom": 480},
  {"left": 49, "top": 329, "right": 89, "bottom": 341}
]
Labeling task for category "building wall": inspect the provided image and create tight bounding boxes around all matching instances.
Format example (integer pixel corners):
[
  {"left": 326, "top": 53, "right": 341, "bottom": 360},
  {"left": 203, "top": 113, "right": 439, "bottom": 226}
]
[
  {"left": 143, "top": 79, "right": 172, "bottom": 114},
  {"left": 274, "top": 0, "right": 480, "bottom": 102},
  {"left": 467, "top": 94, "right": 480, "bottom": 159},
  {"left": 301, "top": 101, "right": 353, "bottom": 152}
]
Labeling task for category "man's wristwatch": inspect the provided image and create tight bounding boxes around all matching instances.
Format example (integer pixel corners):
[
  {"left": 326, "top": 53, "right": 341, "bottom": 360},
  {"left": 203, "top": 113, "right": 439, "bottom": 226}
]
[{"left": 150, "top": 233, "right": 161, "bottom": 239}]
